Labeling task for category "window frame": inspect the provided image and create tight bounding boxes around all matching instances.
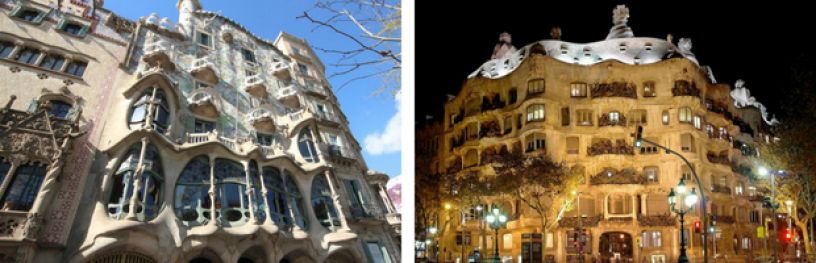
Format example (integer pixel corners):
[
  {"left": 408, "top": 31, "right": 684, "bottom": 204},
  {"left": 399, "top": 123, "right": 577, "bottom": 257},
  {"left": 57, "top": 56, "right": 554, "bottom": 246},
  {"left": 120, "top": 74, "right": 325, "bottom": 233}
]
[{"left": 526, "top": 104, "right": 545, "bottom": 122}]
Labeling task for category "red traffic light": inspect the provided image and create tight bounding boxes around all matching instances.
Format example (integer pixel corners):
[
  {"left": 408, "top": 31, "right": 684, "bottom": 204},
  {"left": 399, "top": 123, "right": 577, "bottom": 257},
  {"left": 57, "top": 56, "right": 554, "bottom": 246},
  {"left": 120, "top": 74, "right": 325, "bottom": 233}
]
[
  {"left": 785, "top": 229, "right": 793, "bottom": 241},
  {"left": 694, "top": 221, "right": 701, "bottom": 233}
]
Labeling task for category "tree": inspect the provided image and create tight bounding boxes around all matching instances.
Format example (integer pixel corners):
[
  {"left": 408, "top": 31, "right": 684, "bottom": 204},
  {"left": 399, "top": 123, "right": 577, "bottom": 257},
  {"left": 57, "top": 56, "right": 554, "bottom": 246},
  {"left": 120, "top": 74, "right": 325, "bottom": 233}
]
[
  {"left": 490, "top": 151, "right": 582, "bottom": 260},
  {"left": 758, "top": 55, "right": 816, "bottom": 257},
  {"left": 299, "top": 0, "right": 401, "bottom": 95}
]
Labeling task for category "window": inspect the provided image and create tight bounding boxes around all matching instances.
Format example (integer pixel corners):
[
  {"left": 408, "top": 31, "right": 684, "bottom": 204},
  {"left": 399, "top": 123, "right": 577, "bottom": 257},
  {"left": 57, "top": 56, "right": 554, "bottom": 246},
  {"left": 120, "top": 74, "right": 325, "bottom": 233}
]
[
  {"left": 561, "top": 107, "right": 570, "bottom": 126},
  {"left": 644, "top": 166, "right": 659, "bottom": 183},
  {"left": 641, "top": 231, "right": 662, "bottom": 248},
  {"left": 642, "top": 81, "right": 656, "bottom": 97},
  {"left": 212, "top": 159, "right": 253, "bottom": 226},
  {"left": 508, "top": 88, "right": 518, "bottom": 104},
  {"left": 129, "top": 87, "right": 171, "bottom": 133},
  {"left": 291, "top": 46, "right": 303, "bottom": 56},
  {"left": 735, "top": 183, "right": 744, "bottom": 195},
  {"left": 719, "top": 127, "right": 729, "bottom": 139},
  {"left": 565, "top": 230, "right": 592, "bottom": 254},
  {"left": 566, "top": 137, "right": 579, "bottom": 154},
  {"left": 0, "top": 162, "right": 46, "bottom": 211},
  {"left": 527, "top": 104, "right": 545, "bottom": 122},
  {"left": 298, "top": 128, "right": 319, "bottom": 163},
  {"left": 174, "top": 156, "right": 211, "bottom": 226},
  {"left": 607, "top": 193, "right": 631, "bottom": 215},
  {"left": 16, "top": 9, "right": 42, "bottom": 22},
  {"left": 311, "top": 174, "right": 341, "bottom": 229},
  {"left": 570, "top": 82, "right": 587, "bottom": 97},
  {"left": 14, "top": 47, "right": 40, "bottom": 65},
  {"left": 174, "top": 157, "right": 259, "bottom": 227},
  {"left": 39, "top": 54, "right": 65, "bottom": 71},
  {"left": 0, "top": 157, "right": 10, "bottom": 187},
  {"left": 261, "top": 167, "right": 304, "bottom": 229},
  {"left": 525, "top": 133, "right": 545, "bottom": 153},
  {"left": 742, "top": 237, "right": 752, "bottom": 250},
  {"left": 576, "top": 110, "right": 593, "bottom": 126},
  {"left": 705, "top": 124, "right": 714, "bottom": 137},
  {"left": 364, "top": 241, "right": 393, "bottom": 263},
  {"left": 65, "top": 61, "right": 87, "bottom": 77},
  {"left": 344, "top": 179, "right": 370, "bottom": 218},
  {"left": 628, "top": 110, "right": 647, "bottom": 126},
  {"left": 503, "top": 233, "right": 513, "bottom": 250},
  {"left": 47, "top": 100, "right": 72, "bottom": 119},
  {"left": 107, "top": 143, "right": 163, "bottom": 221},
  {"left": 693, "top": 115, "right": 702, "bottom": 129},
  {"left": 60, "top": 22, "right": 85, "bottom": 36},
  {"left": 297, "top": 63, "right": 309, "bottom": 74},
  {"left": 681, "top": 165, "right": 692, "bottom": 181},
  {"left": 503, "top": 116, "right": 512, "bottom": 134},
  {"left": 195, "top": 81, "right": 211, "bottom": 90},
  {"left": 662, "top": 110, "right": 669, "bottom": 125},
  {"left": 194, "top": 119, "right": 215, "bottom": 133},
  {"left": 196, "top": 31, "right": 212, "bottom": 48},
  {"left": 681, "top": 133, "right": 695, "bottom": 152},
  {"left": 679, "top": 107, "right": 692, "bottom": 123},
  {"left": 257, "top": 133, "right": 275, "bottom": 146},
  {"left": 241, "top": 48, "right": 256, "bottom": 63},
  {"left": 0, "top": 41, "right": 14, "bottom": 58},
  {"left": 608, "top": 111, "right": 620, "bottom": 123},
  {"left": 456, "top": 231, "right": 472, "bottom": 245},
  {"left": 527, "top": 79, "right": 545, "bottom": 95}
]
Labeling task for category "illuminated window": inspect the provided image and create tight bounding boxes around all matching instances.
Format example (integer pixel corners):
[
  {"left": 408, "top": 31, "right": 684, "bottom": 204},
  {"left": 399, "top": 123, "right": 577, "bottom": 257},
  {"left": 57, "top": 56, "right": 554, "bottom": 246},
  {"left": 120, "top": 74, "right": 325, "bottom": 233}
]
[
  {"left": 642, "top": 81, "right": 656, "bottom": 97},
  {"left": 527, "top": 79, "right": 545, "bottom": 95},
  {"left": 628, "top": 110, "right": 647, "bottom": 126},
  {"left": 577, "top": 110, "right": 593, "bottom": 126},
  {"left": 662, "top": 110, "right": 669, "bottom": 125},
  {"left": 693, "top": 115, "right": 702, "bottom": 129},
  {"left": 681, "top": 133, "right": 695, "bottom": 152},
  {"left": 644, "top": 166, "right": 659, "bottom": 183},
  {"left": 679, "top": 107, "right": 692, "bottom": 123},
  {"left": 525, "top": 133, "right": 545, "bottom": 153},
  {"left": 503, "top": 233, "right": 513, "bottom": 250},
  {"left": 608, "top": 111, "right": 620, "bottom": 123},
  {"left": 527, "top": 104, "right": 545, "bottom": 122},
  {"left": 641, "top": 231, "right": 662, "bottom": 248},
  {"left": 566, "top": 137, "right": 579, "bottom": 154},
  {"left": 570, "top": 82, "right": 587, "bottom": 97}
]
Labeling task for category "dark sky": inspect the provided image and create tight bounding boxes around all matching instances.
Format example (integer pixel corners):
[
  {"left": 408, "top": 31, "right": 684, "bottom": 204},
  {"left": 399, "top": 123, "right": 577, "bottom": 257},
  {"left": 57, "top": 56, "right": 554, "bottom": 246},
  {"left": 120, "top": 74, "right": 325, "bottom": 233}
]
[{"left": 416, "top": 1, "right": 815, "bottom": 126}]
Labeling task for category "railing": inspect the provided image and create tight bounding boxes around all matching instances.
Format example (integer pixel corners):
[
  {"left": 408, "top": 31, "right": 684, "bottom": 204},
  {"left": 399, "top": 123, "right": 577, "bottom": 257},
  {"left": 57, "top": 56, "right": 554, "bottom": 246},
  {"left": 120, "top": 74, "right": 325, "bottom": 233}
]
[
  {"left": 326, "top": 144, "right": 357, "bottom": 160},
  {"left": 587, "top": 139, "right": 635, "bottom": 156},
  {"left": 711, "top": 184, "right": 732, "bottom": 194},
  {"left": 289, "top": 109, "right": 306, "bottom": 122},
  {"left": 590, "top": 168, "right": 644, "bottom": 185},
  {"left": 271, "top": 61, "right": 291, "bottom": 78},
  {"left": 350, "top": 203, "right": 383, "bottom": 220},
  {"left": 186, "top": 132, "right": 214, "bottom": 144},
  {"left": 276, "top": 85, "right": 298, "bottom": 99},
  {"left": 598, "top": 114, "right": 627, "bottom": 127},
  {"left": 0, "top": 211, "right": 30, "bottom": 240},
  {"left": 559, "top": 215, "right": 601, "bottom": 227},
  {"left": 638, "top": 214, "right": 676, "bottom": 227},
  {"left": 144, "top": 40, "right": 172, "bottom": 56},
  {"left": 244, "top": 74, "right": 265, "bottom": 88},
  {"left": 218, "top": 136, "right": 237, "bottom": 151},
  {"left": 192, "top": 55, "right": 216, "bottom": 71},
  {"left": 707, "top": 151, "right": 730, "bottom": 165}
]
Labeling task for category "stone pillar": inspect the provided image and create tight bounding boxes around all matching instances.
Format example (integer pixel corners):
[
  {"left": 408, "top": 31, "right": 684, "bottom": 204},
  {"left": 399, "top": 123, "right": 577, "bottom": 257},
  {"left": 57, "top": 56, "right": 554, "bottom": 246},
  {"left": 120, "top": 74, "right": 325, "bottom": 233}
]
[
  {"left": 324, "top": 169, "right": 351, "bottom": 232},
  {"left": 208, "top": 155, "right": 217, "bottom": 225},
  {"left": 242, "top": 160, "right": 256, "bottom": 223},
  {"left": 257, "top": 167, "right": 271, "bottom": 225},
  {"left": 631, "top": 194, "right": 637, "bottom": 219},
  {"left": 126, "top": 138, "right": 148, "bottom": 220},
  {"left": 33, "top": 48, "right": 47, "bottom": 66},
  {"left": 0, "top": 163, "right": 19, "bottom": 195},
  {"left": 379, "top": 183, "right": 396, "bottom": 214}
]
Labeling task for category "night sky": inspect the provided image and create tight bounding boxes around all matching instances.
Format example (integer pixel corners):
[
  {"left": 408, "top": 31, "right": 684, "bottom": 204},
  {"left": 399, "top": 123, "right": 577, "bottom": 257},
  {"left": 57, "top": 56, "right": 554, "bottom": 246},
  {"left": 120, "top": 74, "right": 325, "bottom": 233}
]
[{"left": 416, "top": 1, "right": 815, "bottom": 126}]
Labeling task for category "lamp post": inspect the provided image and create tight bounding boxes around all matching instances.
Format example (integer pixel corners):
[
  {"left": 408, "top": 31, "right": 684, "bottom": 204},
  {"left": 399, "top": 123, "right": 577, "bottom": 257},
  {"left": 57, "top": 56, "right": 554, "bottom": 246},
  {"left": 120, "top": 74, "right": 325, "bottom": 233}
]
[
  {"left": 669, "top": 178, "right": 699, "bottom": 263},
  {"left": 485, "top": 207, "right": 508, "bottom": 263},
  {"left": 634, "top": 126, "right": 709, "bottom": 263},
  {"left": 758, "top": 167, "right": 780, "bottom": 261}
]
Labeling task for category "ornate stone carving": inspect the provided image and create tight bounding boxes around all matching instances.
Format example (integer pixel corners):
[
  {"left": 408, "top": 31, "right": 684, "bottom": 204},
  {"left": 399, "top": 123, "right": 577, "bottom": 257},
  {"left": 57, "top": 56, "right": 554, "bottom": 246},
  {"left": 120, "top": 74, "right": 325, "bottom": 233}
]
[
  {"left": 107, "top": 13, "right": 136, "bottom": 34},
  {"left": 716, "top": 215, "right": 735, "bottom": 224},
  {"left": 36, "top": 73, "right": 48, "bottom": 79},
  {"left": 671, "top": 80, "right": 700, "bottom": 97},
  {"left": 9, "top": 67, "right": 20, "bottom": 73},
  {"left": 559, "top": 215, "right": 601, "bottom": 228},
  {"left": 590, "top": 168, "right": 643, "bottom": 185},
  {"left": 479, "top": 120, "right": 501, "bottom": 138},
  {"left": 638, "top": 214, "right": 676, "bottom": 227},
  {"left": 598, "top": 114, "right": 626, "bottom": 127},
  {"left": 711, "top": 184, "right": 731, "bottom": 194},
  {"left": 590, "top": 82, "right": 637, "bottom": 99},
  {"left": 587, "top": 139, "right": 634, "bottom": 156},
  {"left": 22, "top": 213, "right": 41, "bottom": 240}
]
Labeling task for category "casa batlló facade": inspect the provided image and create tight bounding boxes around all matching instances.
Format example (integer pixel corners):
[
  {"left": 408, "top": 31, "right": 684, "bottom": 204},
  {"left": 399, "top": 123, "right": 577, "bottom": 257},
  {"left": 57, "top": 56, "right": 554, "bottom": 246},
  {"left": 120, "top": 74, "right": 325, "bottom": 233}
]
[
  {"left": 0, "top": 0, "right": 400, "bottom": 262},
  {"left": 425, "top": 5, "right": 778, "bottom": 263}
]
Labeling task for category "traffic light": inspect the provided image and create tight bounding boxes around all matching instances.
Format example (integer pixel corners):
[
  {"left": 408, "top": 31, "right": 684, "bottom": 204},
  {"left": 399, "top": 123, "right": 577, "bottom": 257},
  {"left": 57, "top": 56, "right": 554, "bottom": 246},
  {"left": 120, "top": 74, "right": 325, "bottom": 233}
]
[
  {"left": 785, "top": 229, "right": 793, "bottom": 242},
  {"left": 694, "top": 221, "right": 701, "bottom": 233},
  {"left": 633, "top": 126, "right": 643, "bottom": 148}
]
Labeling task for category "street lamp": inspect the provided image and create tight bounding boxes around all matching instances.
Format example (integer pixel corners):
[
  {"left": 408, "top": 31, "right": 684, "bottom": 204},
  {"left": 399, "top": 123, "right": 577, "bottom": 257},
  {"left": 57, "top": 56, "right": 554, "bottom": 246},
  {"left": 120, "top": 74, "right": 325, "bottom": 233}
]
[
  {"left": 669, "top": 178, "right": 699, "bottom": 263},
  {"left": 485, "top": 207, "right": 508, "bottom": 263},
  {"left": 758, "top": 166, "right": 780, "bottom": 261}
]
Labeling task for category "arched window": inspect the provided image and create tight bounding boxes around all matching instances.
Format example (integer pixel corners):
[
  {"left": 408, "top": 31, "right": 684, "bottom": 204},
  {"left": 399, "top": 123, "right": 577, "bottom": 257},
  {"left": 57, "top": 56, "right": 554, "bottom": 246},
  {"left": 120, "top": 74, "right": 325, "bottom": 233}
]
[
  {"left": 0, "top": 162, "right": 47, "bottom": 211},
  {"left": 129, "top": 87, "right": 171, "bottom": 133},
  {"left": 107, "top": 143, "right": 163, "bottom": 221},
  {"left": 175, "top": 156, "right": 212, "bottom": 226},
  {"left": 298, "top": 128, "right": 319, "bottom": 163},
  {"left": 284, "top": 170, "right": 307, "bottom": 229},
  {"left": 47, "top": 100, "right": 72, "bottom": 119},
  {"left": 526, "top": 104, "right": 545, "bottom": 122},
  {"left": 311, "top": 175, "right": 341, "bottom": 229},
  {"left": 214, "top": 158, "right": 250, "bottom": 226},
  {"left": 262, "top": 166, "right": 293, "bottom": 228}
]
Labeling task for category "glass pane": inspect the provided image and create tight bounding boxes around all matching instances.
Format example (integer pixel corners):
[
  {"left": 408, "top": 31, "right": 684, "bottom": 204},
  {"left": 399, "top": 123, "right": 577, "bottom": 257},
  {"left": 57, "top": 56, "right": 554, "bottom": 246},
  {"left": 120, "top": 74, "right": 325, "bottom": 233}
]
[
  {"left": 367, "top": 242, "right": 387, "bottom": 263},
  {"left": 1, "top": 164, "right": 46, "bottom": 211}
]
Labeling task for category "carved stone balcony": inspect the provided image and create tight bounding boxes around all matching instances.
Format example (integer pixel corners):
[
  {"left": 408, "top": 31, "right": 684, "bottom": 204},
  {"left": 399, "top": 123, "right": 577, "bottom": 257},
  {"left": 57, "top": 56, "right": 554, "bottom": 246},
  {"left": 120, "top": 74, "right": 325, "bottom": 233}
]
[
  {"left": 672, "top": 80, "right": 700, "bottom": 97},
  {"left": 478, "top": 120, "right": 501, "bottom": 138},
  {"left": 272, "top": 61, "right": 291, "bottom": 80},
  {"left": 315, "top": 111, "right": 341, "bottom": 127},
  {"left": 323, "top": 144, "right": 358, "bottom": 166},
  {"left": 142, "top": 40, "right": 175, "bottom": 71},
  {"left": 706, "top": 151, "right": 730, "bottom": 165},
  {"left": 248, "top": 108, "right": 276, "bottom": 133},
  {"left": 711, "top": 184, "right": 732, "bottom": 194},
  {"left": 598, "top": 114, "right": 627, "bottom": 127},
  {"left": 191, "top": 55, "right": 219, "bottom": 84},
  {"left": 350, "top": 203, "right": 385, "bottom": 224},
  {"left": 187, "top": 88, "right": 220, "bottom": 118},
  {"left": 0, "top": 211, "right": 40, "bottom": 241},
  {"left": 590, "top": 168, "right": 644, "bottom": 185},
  {"left": 638, "top": 214, "right": 676, "bottom": 227},
  {"left": 243, "top": 75, "right": 267, "bottom": 98},
  {"left": 590, "top": 82, "right": 637, "bottom": 99},
  {"left": 276, "top": 85, "right": 300, "bottom": 108},
  {"left": 287, "top": 109, "right": 314, "bottom": 124},
  {"left": 587, "top": 139, "right": 634, "bottom": 156},
  {"left": 258, "top": 144, "right": 291, "bottom": 159},
  {"left": 559, "top": 215, "right": 601, "bottom": 228}
]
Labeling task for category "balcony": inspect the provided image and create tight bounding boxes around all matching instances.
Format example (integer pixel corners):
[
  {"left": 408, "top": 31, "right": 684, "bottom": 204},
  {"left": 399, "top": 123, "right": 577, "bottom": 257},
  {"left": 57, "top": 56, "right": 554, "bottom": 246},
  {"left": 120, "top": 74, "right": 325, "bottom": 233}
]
[
  {"left": 276, "top": 85, "right": 300, "bottom": 108},
  {"left": 248, "top": 108, "right": 276, "bottom": 132},
  {"left": 711, "top": 184, "right": 732, "bottom": 194},
  {"left": 243, "top": 75, "right": 268, "bottom": 98},
  {"left": 350, "top": 203, "right": 384, "bottom": 224},
  {"left": 587, "top": 139, "right": 634, "bottom": 156},
  {"left": 637, "top": 214, "right": 676, "bottom": 227},
  {"left": 590, "top": 168, "right": 645, "bottom": 185},
  {"left": 590, "top": 82, "right": 637, "bottom": 99},
  {"left": 0, "top": 211, "right": 36, "bottom": 240},
  {"left": 191, "top": 55, "right": 219, "bottom": 84},
  {"left": 325, "top": 144, "right": 358, "bottom": 165},
  {"left": 271, "top": 61, "right": 291, "bottom": 80},
  {"left": 672, "top": 80, "right": 700, "bottom": 97},
  {"left": 187, "top": 89, "right": 219, "bottom": 118},
  {"left": 142, "top": 40, "right": 175, "bottom": 71},
  {"left": 315, "top": 111, "right": 341, "bottom": 127},
  {"left": 715, "top": 215, "right": 736, "bottom": 224},
  {"left": 706, "top": 151, "right": 730, "bottom": 165},
  {"left": 598, "top": 114, "right": 627, "bottom": 127},
  {"left": 183, "top": 131, "right": 245, "bottom": 153},
  {"left": 258, "top": 144, "right": 291, "bottom": 159},
  {"left": 559, "top": 215, "right": 602, "bottom": 228}
]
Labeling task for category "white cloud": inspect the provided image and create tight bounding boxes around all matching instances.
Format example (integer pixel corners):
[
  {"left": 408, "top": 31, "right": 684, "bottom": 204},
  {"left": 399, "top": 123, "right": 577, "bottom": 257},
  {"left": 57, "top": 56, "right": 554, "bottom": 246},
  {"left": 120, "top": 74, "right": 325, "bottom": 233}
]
[
  {"left": 364, "top": 93, "right": 401, "bottom": 155},
  {"left": 387, "top": 174, "right": 401, "bottom": 189}
]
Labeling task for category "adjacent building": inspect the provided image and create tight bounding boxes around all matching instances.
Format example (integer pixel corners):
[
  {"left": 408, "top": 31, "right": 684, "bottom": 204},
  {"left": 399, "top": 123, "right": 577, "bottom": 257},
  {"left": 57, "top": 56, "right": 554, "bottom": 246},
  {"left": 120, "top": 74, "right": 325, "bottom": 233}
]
[
  {"left": 0, "top": 0, "right": 399, "bottom": 262},
  {"left": 424, "top": 5, "right": 777, "bottom": 263}
]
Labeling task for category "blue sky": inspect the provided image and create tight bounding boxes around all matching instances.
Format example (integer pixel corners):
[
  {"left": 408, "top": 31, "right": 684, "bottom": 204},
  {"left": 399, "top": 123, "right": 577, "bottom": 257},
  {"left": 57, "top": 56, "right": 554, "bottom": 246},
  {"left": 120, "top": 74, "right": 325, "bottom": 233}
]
[{"left": 103, "top": 0, "right": 401, "bottom": 178}]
